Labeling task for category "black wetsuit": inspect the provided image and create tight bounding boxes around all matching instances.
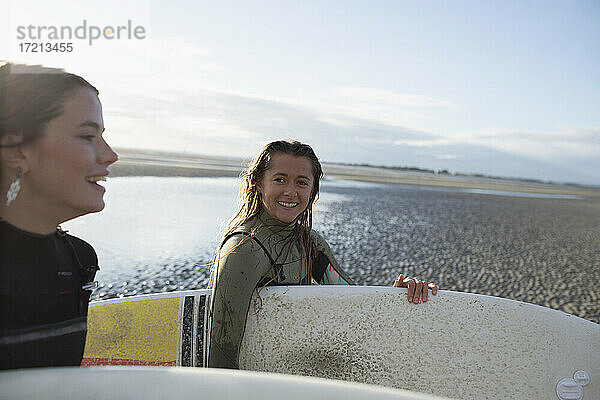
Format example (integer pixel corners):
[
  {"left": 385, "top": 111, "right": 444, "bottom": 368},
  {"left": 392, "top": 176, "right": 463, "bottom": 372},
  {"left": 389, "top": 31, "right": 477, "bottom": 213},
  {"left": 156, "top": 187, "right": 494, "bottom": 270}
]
[{"left": 0, "top": 219, "right": 98, "bottom": 370}]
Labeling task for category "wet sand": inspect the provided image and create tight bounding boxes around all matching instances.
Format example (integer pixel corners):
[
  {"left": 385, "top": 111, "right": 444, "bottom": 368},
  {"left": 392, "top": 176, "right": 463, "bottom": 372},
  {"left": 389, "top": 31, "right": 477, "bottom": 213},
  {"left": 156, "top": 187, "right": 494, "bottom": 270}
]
[{"left": 316, "top": 183, "right": 599, "bottom": 324}]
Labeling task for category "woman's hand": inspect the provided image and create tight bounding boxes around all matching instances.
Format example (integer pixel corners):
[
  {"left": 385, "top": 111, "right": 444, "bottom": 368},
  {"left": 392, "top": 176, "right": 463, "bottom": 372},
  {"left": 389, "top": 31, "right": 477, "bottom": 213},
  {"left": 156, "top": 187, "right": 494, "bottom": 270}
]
[{"left": 393, "top": 274, "right": 438, "bottom": 304}]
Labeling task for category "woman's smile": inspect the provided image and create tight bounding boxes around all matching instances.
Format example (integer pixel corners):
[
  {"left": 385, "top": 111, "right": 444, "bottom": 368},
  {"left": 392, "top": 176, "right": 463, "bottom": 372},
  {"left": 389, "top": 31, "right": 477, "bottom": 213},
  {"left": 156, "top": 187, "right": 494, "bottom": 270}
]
[
  {"left": 85, "top": 175, "right": 108, "bottom": 191},
  {"left": 277, "top": 201, "right": 299, "bottom": 208}
]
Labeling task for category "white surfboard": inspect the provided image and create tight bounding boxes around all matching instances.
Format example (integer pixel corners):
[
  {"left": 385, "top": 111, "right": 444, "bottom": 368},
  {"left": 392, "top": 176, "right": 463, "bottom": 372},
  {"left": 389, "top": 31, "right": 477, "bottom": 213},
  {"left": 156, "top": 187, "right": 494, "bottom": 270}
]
[
  {"left": 82, "top": 286, "right": 599, "bottom": 400},
  {"left": 0, "top": 367, "right": 447, "bottom": 400}
]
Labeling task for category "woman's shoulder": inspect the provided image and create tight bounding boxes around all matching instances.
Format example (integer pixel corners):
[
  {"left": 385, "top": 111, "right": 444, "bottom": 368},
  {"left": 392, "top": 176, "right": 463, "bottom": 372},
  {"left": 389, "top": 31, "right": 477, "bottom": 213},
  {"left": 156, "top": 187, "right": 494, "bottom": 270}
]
[
  {"left": 219, "top": 231, "right": 269, "bottom": 261},
  {"left": 310, "top": 229, "right": 331, "bottom": 250},
  {"left": 220, "top": 215, "right": 271, "bottom": 253},
  {"left": 221, "top": 231, "right": 254, "bottom": 251},
  {"left": 310, "top": 228, "right": 325, "bottom": 240},
  {"left": 63, "top": 233, "right": 98, "bottom": 265},
  {"left": 217, "top": 232, "right": 272, "bottom": 278}
]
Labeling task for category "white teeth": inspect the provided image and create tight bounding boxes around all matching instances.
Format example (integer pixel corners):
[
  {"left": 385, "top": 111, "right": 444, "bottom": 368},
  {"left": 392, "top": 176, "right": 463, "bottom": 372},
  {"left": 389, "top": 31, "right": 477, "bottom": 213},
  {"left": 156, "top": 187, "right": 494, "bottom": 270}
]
[
  {"left": 86, "top": 176, "right": 107, "bottom": 183},
  {"left": 278, "top": 201, "right": 298, "bottom": 208}
]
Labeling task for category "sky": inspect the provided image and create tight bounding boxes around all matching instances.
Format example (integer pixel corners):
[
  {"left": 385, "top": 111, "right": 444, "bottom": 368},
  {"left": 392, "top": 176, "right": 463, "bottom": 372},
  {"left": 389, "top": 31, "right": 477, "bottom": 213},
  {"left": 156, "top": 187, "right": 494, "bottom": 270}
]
[{"left": 2, "top": 0, "right": 599, "bottom": 185}]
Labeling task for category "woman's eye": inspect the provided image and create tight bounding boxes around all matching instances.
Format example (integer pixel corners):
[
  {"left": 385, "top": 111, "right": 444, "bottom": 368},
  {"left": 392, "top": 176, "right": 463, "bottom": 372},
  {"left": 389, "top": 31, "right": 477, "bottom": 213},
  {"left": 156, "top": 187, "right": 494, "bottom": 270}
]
[
  {"left": 274, "top": 178, "right": 285, "bottom": 183},
  {"left": 298, "top": 181, "right": 308, "bottom": 186},
  {"left": 80, "top": 134, "right": 96, "bottom": 141}
]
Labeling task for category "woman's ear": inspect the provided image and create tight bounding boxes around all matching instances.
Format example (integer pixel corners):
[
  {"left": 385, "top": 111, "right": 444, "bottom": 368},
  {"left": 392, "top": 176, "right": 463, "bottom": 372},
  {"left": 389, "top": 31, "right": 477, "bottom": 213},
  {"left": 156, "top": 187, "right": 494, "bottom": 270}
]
[{"left": 0, "top": 134, "right": 29, "bottom": 173}]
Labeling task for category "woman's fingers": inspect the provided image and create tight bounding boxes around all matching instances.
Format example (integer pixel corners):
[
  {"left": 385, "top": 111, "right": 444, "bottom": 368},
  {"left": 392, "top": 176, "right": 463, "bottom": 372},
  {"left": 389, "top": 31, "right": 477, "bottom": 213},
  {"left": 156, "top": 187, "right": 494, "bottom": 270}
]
[
  {"left": 395, "top": 274, "right": 439, "bottom": 303},
  {"left": 414, "top": 279, "right": 422, "bottom": 303},
  {"left": 406, "top": 277, "right": 415, "bottom": 302},
  {"left": 428, "top": 282, "right": 439, "bottom": 295}
]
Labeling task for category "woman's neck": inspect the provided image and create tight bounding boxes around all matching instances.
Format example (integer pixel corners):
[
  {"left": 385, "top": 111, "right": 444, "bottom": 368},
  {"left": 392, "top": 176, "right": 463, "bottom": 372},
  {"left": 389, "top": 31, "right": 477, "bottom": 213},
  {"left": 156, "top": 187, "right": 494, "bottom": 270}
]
[{"left": 0, "top": 201, "right": 58, "bottom": 235}]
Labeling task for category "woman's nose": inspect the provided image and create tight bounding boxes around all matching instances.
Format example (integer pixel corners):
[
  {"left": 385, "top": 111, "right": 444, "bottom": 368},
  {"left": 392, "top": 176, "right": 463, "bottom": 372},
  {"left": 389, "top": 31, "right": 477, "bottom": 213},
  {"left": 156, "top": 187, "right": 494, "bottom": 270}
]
[
  {"left": 283, "top": 184, "right": 297, "bottom": 196},
  {"left": 99, "top": 139, "right": 119, "bottom": 166}
]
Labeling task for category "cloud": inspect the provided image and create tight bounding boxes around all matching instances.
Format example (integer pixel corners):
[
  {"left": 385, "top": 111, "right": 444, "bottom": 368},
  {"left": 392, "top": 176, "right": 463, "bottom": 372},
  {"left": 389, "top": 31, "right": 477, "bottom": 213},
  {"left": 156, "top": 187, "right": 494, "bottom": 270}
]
[
  {"left": 101, "top": 81, "right": 439, "bottom": 159},
  {"left": 459, "top": 127, "right": 600, "bottom": 161},
  {"left": 185, "top": 86, "right": 456, "bottom": 129},
  {"left": 293, "top": 87, "right": 456, "bottom": 129},
  {"left": 392, "top": 138, "right": 454, "bottom": 147},
  {"left": 437, "top": 154, "right": 457, "bottom": 160},
  {"left": 121, "top": 35, "right": 226, "bottom": 73},
  {"left": 336, "top": 87, "right": 458, "bottom": 108}
]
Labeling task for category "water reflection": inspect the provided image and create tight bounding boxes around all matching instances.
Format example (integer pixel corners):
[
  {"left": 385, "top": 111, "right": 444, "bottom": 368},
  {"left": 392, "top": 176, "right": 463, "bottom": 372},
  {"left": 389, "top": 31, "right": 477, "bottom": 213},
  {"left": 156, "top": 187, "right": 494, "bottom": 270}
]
[{"left": 63, "top": 176, "right": 350, "bottom": 284}]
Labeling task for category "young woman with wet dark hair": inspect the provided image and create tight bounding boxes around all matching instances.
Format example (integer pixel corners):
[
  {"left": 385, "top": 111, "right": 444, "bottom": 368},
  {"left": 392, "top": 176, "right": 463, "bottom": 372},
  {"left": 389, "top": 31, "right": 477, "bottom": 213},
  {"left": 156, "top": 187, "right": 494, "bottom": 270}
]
[
  {"left": 209, "top": 139, "right": 438, "bottom": 369},
  {"left": 0, "top": 63, "right": 118, "bottom": 369}
]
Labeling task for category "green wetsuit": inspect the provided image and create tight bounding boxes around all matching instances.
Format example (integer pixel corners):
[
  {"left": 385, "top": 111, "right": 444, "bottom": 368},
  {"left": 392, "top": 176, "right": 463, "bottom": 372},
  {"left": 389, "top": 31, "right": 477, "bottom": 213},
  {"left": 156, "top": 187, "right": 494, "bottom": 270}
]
[{"left": 208, "top": 211, "right": 353, "bottom": 369}]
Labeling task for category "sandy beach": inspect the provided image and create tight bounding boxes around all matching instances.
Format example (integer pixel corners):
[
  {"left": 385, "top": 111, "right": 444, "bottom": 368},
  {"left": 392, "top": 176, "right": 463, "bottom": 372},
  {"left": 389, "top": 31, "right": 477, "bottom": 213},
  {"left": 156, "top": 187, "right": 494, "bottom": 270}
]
[{"left": 111, "top": 148, "right": 599, "bottom": 197}]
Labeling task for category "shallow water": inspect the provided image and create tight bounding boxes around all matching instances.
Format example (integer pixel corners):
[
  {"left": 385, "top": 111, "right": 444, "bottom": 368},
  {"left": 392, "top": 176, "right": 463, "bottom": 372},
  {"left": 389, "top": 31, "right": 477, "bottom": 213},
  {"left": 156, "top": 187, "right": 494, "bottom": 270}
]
[
  {"left": 64, "top": 176, "right": 599, "bottom": 323},
  {"left": 63, "top": 177, "right": 351, "bottom": 292}
]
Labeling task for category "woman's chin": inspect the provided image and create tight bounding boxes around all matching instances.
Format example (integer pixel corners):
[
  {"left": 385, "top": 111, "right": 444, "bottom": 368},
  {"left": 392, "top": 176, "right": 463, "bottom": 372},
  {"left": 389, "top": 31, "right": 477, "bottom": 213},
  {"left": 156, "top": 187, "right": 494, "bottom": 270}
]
[
  {"left": 264, "top": 203, "right": 308, "bottom": 224},
  {"left": 76, "top": 199, "right": 106, "bottom": 217},
  {"left": 270, "top": 211, "right": 297, "bottom": 224}
]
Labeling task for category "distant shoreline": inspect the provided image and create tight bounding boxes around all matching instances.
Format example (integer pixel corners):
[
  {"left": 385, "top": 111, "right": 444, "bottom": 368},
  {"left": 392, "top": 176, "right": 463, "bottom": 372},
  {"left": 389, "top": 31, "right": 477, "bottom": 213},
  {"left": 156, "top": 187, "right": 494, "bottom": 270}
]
[{"left": 109, "top": 148, "right": 599, "bottom": 197}]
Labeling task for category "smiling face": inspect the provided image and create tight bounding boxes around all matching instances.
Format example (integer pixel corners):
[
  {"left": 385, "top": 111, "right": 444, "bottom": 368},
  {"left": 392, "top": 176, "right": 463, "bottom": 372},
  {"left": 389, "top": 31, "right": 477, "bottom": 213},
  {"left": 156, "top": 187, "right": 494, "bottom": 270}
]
[
  {"left": 259, "top": 153, "right": 315, "bottom": 224},
  {"left": 20, "top": 87, "right": 118, "bottom": 225}
]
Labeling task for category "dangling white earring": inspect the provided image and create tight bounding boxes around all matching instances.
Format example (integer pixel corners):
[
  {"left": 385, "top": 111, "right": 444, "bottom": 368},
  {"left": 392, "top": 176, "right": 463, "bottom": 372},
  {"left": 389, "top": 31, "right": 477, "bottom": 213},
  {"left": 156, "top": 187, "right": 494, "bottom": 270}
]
[{"left": 5, "top": 166, "right": 22, "bottom": 206}]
